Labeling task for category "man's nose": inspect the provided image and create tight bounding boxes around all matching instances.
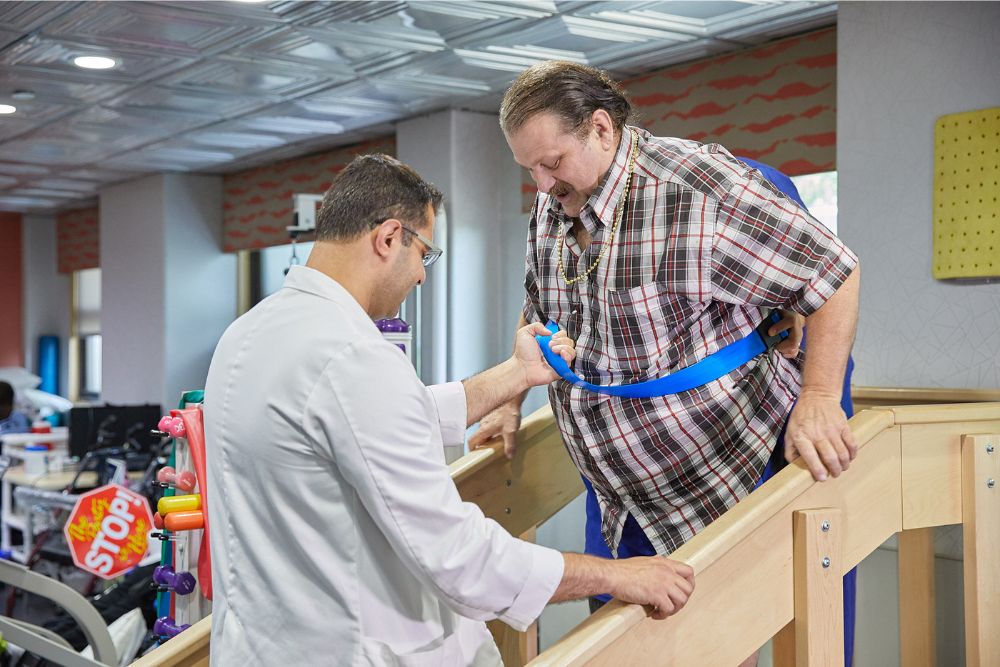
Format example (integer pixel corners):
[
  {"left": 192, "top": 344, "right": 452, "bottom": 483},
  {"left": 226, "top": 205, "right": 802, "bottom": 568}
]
[{"left": 533, "top": 169, "right": 556, "bottom": 194}]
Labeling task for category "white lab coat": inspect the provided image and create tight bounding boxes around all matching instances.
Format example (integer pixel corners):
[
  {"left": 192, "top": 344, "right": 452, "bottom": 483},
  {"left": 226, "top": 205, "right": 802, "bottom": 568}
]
[{"left": 204, "top": 266, "right": 563, "bottom": 666}]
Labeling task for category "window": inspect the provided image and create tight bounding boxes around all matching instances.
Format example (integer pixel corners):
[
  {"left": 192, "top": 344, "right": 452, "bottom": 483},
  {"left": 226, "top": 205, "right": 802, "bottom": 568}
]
[
  {"left": 790, "top": 171, "right": 838, "bottom": 234},
  {"left": 71, "top": 268, "right": 101, "bottom": 401}
]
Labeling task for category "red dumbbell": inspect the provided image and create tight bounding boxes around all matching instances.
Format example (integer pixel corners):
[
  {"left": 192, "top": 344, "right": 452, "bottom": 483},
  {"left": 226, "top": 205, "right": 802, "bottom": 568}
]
[
  {"left": 157, "top": 416, "right": 186, "bottom": 438},
  {"left": 157, "top": 467, "right": 196, "bottom": 493}
]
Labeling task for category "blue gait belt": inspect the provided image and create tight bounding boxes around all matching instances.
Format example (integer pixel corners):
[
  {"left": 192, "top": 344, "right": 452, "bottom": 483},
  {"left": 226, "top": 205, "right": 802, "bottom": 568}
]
[{"left": 536, "top": 311, "right": 788, "bottom": 398}]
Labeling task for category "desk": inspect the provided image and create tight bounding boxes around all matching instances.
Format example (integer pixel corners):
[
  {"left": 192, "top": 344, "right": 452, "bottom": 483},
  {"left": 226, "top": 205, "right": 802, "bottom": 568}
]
[{"left": 1, "top": 466, "right": 141, "bottom": 564}]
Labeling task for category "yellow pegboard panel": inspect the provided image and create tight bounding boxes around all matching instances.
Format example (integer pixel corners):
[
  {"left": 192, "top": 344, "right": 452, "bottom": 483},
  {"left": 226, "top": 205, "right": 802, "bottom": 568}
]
[{"left": 933, "top": 107, "right": 1000, "bottom": 279}]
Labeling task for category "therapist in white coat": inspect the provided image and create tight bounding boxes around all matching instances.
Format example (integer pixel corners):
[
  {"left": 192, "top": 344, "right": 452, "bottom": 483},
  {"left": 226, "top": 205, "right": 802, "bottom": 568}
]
[{"left": 204, "top": 154, "right": 694, "bottom": 666}]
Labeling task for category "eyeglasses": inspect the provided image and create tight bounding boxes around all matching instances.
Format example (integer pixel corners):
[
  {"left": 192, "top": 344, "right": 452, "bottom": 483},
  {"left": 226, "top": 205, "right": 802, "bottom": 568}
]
[
  {"left": 399, "top": 225, "right": 443, "bottom": 267},
  {"left": 371, "top": 219, "right": 443, "bottom": 267}
]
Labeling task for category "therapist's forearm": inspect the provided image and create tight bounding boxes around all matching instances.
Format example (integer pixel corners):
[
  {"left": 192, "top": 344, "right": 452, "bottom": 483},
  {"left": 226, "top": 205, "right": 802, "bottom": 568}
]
[
  {"left": 801, "top": 266, "right": 860, "bottom": 397},
  {"left": 461, "top": 356, "right": 530, "bottom": 427}
]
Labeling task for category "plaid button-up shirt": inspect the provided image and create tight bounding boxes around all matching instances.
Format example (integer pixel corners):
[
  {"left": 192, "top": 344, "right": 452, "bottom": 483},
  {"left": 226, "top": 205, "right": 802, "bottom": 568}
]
[{"left": 523, "top": 126, "right": 858, "bottom": 556}]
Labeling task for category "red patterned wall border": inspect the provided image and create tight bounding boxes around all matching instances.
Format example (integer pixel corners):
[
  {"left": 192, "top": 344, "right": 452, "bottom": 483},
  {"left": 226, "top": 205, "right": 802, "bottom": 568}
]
[
  {"left": 521, "top": 27, "right": 836, "bottom": 211},
  {"left": 57, "top": 206, "right": 100, "bottom": 274},
  {"left": 222, "top": 135, "right": 397, "bottom": 252}
]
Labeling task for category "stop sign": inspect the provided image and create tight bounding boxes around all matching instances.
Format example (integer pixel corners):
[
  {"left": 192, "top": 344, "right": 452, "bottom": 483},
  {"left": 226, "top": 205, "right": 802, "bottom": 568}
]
[{"left": 64, "top": 484, "right": 154, "bottom": 580}]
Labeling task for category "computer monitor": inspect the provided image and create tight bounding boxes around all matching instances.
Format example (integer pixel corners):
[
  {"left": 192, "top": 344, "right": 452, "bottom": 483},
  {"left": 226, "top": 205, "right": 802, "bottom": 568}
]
[{"left": 67, "top": 404, "right": 163, "bottom": 460}]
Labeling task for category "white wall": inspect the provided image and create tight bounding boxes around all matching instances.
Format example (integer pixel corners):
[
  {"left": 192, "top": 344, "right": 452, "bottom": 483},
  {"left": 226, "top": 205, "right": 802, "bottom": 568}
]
[
  {"left": 163, "top": 174, "right": 235, "bottom": 406},
  {"left": 839, "top": 1, "right": 1000, "bottom": 390},
  {"left": 101, "top": 173, "right": 234, "bottom": 410},
  {"left": 100, "top": 175, "right": 167, "bottom": 406},
  {"left": 838, "top": 3, "right": 1000, "bottom": 665},
  {"left": 21, "top": 214, "right": 71, "bottom": 396}
]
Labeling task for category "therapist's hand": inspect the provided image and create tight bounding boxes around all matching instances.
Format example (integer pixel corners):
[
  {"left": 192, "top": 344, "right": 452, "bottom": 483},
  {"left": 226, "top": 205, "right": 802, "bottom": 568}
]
[
  {"left": 784, "top": 391, "right": 858, "bottom": 481},
  {"left": 514, "top": 322, "right": 576, "bottom": 387}
]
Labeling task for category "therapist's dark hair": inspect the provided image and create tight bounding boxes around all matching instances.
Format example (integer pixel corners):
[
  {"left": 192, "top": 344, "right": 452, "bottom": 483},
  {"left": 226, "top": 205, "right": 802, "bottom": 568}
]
[
  {"left": 500, "top": 61, "right": 632, "bottom": 138},
  {"left": 315, "top": 154, "right": 443, "bottom": 243}
]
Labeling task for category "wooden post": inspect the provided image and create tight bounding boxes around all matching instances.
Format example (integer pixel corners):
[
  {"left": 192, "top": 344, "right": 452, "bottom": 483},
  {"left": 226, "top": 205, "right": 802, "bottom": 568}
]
[
  {"left": 488, "top": 527, "right": 539, "bottom": 666},
  {"left": 793, "top": 508, "right": 844, "bottom": 667},
  {"left": 898, "top": 527, "right": 936, "bottom": 667},
  {"left": 772, "top": 620, "right": 795, "bottom": 667},
  {"left": 962, "top": 434, "right": 1000, "bottom": 667}
]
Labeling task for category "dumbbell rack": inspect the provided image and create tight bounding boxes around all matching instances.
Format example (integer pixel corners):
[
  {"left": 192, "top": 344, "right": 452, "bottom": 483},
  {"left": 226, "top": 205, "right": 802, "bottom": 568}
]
[{"left": 154, "top": 391, "right": 211, "bottom": 640}]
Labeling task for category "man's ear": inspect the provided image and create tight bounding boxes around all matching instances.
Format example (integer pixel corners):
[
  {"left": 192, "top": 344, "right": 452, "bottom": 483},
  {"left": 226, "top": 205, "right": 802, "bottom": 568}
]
[
  {"left": 591, "top": 109, "right": 616, "bottom": 149},
  {"left": 372, "top": 219, "right": 402, "bottom": 258}
]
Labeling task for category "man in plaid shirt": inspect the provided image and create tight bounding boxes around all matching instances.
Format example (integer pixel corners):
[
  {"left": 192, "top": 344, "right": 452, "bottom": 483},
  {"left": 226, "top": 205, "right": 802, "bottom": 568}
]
[{"left": 472, "top": 60, "right": 860, "bottom": 640}]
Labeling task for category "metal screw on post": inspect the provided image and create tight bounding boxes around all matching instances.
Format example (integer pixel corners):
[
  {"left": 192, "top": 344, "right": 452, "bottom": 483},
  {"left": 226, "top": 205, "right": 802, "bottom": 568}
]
[
  {"left": 822, "top": 557, "right": 831, "bottom": 568},
  {"left": 821, "top": 521, "right": 831, "bottom": 532},
  {"left": 988, "top": 444, "right": 995, "bottom": 454},
  {"left": 988, "top": 479, "right": 996, "bottom": 489},
  {"left": 505, "top": 507, "right": 512, "bottom": 514},
  {"left": 505, "top": 479, "right": 512, "bottom": 487}
]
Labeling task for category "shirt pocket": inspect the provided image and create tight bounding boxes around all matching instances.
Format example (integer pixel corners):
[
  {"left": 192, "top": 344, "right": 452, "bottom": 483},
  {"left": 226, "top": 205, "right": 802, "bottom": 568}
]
[{"left": 605, "top": 281, "right": 693, "bottom": 376}]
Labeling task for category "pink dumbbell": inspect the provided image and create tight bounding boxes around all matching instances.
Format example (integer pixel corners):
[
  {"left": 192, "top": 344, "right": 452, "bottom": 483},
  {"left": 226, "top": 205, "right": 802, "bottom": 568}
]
[
  {"left": 157, "top": 467, "right": 196, "bottom": 493},
  {"left": 157, "top": 416, "right": 186, "bottom": 438}
]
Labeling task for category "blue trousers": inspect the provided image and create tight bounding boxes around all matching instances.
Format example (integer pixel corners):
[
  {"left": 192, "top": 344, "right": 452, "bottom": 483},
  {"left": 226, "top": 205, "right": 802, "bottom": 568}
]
[{"left": 582, "top": 358, "right": 857, "bottom": 666}]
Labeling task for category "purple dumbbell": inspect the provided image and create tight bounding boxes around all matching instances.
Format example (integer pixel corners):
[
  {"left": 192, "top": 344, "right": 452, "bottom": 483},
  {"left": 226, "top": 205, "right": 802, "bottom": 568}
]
[
  {"left": 154, "top": 616, "right": 190, "bottom": 638},
  {"left": 153, "top": 566, "right": 196, "bottom": 596}
]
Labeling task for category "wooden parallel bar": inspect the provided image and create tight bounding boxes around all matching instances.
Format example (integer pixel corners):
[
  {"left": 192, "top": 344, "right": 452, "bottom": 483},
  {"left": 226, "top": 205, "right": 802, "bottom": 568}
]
[
  {"left": 772, "top": 621, "right": 795, "bottom": 667},
  {"left": 793, "top": 509, "right": 844, "bottom": 667},
  {"left": 130, "top": 615, "right": 210, "bottom": 667},
  {"left": 898, "top": 527, "right": 936, "bottom": 667},
  {"left": 962, "top": 434, "right": 1000, "bottom": 667},
  {"left": 450, "top": 405, "right": 583, "bottom": 539},
  {"left": 851, "top": 386, "right": 1000, "bottom": 413},
  {"left": 530, "top": 422, "right": 904, "bottom": 666},
  {"left": 488, "top": 527, "right": 539, "bottom": 667}
]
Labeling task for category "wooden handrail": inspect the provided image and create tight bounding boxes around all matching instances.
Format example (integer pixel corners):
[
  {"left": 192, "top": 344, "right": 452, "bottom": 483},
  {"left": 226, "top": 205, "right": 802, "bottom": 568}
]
[
  {"left": 132, "top": 392, "right": 1000, "bottom": 666},
  {"left": 530, "top": 401, "right": 1000, "bottom": 666}
]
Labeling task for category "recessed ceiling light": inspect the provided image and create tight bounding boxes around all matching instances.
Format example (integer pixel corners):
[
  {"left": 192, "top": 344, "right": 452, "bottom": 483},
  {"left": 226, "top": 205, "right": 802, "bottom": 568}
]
[
  {"left": 0, "top": 105, "right": 16, "bottom": 115},
  {"left": 73, "top": 55, "right": 118, "bottom": 70},
  {"left": 11, "top": 90, "right": 35, "bottom": 101}
]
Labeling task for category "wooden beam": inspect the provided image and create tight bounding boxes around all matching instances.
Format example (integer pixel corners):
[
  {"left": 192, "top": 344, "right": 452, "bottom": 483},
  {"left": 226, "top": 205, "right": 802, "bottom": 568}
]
[
  {"left": 851, "top": 386, "right": 1000, "bottom": 413},
  {"left": 772, "top": 620, "right": 796, "bottom": 667},
  {"left": 897, "top": 527, "right": 936, "bottom": 667},
  {"left": 962, "top": 434, "right": 1000, "bottom": 667},
  {"left": 451, "top": 405, "right": 584, "bottom": 538},
  {"left": 488, "top": 527, "right": 539, "bottom": 667},
  {"left": 793, "top": 509, "right": 844, "bottom": 667},
  {"left": 130, "top": 615, "right": 210, "bottom": 667},
  {"left": 530, "top": 424, "right": 903, "bottom": 667}
]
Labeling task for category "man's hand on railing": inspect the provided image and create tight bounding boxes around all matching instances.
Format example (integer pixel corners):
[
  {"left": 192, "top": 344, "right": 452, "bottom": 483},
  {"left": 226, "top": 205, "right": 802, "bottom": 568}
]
[
  {"left": 551, "top": 553, "right": 695, "bottom": 620},
  {"left": 469, "top": 323, "right": 575, "bottom": 459},
  {"left": 605, "top": 556, "right": 696, "bottom": 620},
  {"left": 469, "top": 401, "right": 523, "bottom": 459},
  {"left": 784, "top": 390, "right": 858, "bottom": 481}
]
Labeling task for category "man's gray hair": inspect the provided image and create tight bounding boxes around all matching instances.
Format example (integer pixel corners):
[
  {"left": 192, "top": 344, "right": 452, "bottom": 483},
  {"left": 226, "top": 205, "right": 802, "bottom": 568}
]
[{"left": 500, "top": 61, "right": 633, "bottom": 138}]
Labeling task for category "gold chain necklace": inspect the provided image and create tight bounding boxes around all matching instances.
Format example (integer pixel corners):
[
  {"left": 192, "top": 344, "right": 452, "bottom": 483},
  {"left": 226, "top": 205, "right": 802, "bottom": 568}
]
[{"left": 556, "top": 129, "right": 639, "bottom": 286}]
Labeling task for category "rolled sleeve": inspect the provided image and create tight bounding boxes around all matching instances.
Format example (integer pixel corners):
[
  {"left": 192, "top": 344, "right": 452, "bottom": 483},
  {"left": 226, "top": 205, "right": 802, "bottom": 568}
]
[
  {"left": 711, "top": 176, "right": 858, "bottom": 316},
  {"left": 496, "top": 543, "right": 564, "bottom": 630},
  {"left": 427, "top": 382, "right": 467, "bottom": 449}
]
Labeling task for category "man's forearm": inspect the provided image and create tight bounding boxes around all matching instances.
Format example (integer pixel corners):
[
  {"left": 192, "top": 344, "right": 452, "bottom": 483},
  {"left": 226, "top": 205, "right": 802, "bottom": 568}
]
[
  {"left": 801, "top": 266, "right": 860, "bottom": 397},
  {"left": 461, "top": 357, "right": 529, "bottom": 427},
  {"left": 550, "top": 552, "right": 615, "bottom": 603},
  {"left": 460, "top": 315, "right": 533, "bottom": 426}
]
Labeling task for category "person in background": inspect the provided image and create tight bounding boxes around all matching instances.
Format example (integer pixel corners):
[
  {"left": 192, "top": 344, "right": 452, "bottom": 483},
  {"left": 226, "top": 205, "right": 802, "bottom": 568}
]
[{"left": 0, "top": 381, "right": 30, "bottom": 436}]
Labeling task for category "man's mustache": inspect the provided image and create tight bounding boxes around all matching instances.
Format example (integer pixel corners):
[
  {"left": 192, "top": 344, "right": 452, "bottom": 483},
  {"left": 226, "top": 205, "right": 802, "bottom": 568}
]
[{"left": 550, "top": 182, "right": 572, "bottom": 197}]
